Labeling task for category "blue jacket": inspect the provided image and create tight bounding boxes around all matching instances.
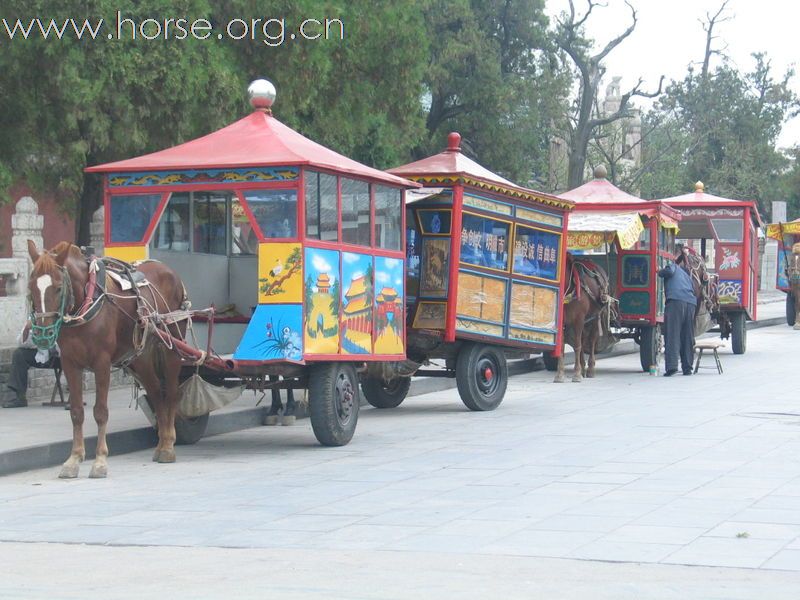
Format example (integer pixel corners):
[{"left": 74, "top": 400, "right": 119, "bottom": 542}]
[{"left": 659, "top": 262, "right": 697, "bottom": 306}]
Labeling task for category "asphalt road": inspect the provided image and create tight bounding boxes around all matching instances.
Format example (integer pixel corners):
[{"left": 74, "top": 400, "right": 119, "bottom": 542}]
[{"left": 1, "top": 324, "right": 799, "bottom": 599}]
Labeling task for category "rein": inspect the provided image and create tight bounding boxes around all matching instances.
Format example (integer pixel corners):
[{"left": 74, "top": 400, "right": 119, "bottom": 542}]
[{"left": 29, "top": 257, "right": 108, "bottom": 350}]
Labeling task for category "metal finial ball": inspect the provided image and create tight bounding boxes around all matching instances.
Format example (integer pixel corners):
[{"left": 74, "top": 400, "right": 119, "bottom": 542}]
[
  {"left": 248, "top": 79, "right": 276, "bottom": 110},
  {"left": 593, "top": 165, "right": 608, "bottom": 180}
]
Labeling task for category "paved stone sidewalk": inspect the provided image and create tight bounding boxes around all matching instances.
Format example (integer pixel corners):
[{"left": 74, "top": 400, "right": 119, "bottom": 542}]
[{"left": 0, "top": 324, "right": 798, "bottom": 598}]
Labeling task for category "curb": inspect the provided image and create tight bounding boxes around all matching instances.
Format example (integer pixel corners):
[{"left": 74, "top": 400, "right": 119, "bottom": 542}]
[{"left": 0, "top": 317, "right": 789, "bottom": 477}]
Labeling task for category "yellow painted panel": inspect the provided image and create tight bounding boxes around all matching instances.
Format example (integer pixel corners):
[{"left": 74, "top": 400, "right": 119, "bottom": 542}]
[
  {"left": 258, "top": 243, "right": 302, "bottom": 304},
  {"left": 104, "top": 245, "right": 148, "bottom": 263}
]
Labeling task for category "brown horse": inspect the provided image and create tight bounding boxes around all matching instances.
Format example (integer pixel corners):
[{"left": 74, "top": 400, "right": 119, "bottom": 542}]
[
  {"left": 554, "top": 255, "right": 614, "bottom": 383},
  {"left": 27, "top": 241, "right": 188, "bottom": 478},
  {"left": 789, "top": 243, "right": 800, "bottom": 329},
  {"left": 676, "top": 248, "right": 717, "bottom": 336}
]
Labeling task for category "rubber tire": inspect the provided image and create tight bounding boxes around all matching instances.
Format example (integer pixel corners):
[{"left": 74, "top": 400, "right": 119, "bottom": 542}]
[
  {"left": 639, "top": 325, "right": 660, "bottom": 373},
  {"left": 361, "top": 376, "right": 411, "bottom": 409},
  {"left": 175, "top": 414, "right": 210, "bottom": 445},
  {"left": 456, "top": 344, "right": 508, "bottom": 412},
  {"left": 788, "top": 294, "right": 797, "bottom": 327},
  {"left": 542, "top": 352, "right": 559, "bottom": 372},
  {"left": 731, "top": 311, "right": 747, "bottom": 355},
  {"left": 308, "top": 363, "right": 360, "bottom": 447}
]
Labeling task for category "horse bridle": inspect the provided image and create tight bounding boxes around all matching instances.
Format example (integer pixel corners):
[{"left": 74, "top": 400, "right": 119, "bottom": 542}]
[{"left": 29, "top": 266, "right": 74, "bottom": 351}]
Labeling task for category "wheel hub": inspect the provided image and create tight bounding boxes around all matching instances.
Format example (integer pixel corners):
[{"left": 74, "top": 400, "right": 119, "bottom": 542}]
[
  {"left": 476, "top": 356, "right": 499, "bottom": 396},
  {"left": 335, "top": 373, "right": 355, "bottom": 424}
]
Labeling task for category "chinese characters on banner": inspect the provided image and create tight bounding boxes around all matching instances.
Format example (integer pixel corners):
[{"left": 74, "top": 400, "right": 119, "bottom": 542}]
[
  {"left": 460, "top": 213, "right": 511, "bottom": 271},
  {"left": 512, "top": 225, "right": 560, "bottom": 281}
]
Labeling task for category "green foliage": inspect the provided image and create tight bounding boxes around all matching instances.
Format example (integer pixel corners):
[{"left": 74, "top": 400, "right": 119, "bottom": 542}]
[
  {"left": 640, "top": 54, "right": 799, "bottom": 212},
  {"left": 419, "top": 0, "right": 569, "bottom": 185}
]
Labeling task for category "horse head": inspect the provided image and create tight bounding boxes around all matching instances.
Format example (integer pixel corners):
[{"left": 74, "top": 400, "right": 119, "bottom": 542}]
[{"left": 26, "top": 240, "right": 82, "bottom": 350}]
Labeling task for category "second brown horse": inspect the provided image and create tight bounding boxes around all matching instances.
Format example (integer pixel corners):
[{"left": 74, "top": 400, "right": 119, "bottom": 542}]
[{"left": 554, "top": 254, "right": 614, "bottom": 383}]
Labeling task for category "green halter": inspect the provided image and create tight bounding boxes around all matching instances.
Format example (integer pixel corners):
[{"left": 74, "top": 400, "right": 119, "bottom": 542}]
[{"left": 29, "top": 267, "right": 72, "bottom": 351}]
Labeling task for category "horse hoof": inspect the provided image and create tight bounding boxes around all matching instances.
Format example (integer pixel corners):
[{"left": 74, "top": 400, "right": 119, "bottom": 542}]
[
  {"left": 281, "top": 415, "right": 296, "bottom": 426},
  {"left": 553, "top": 376, "right": 564, "bottom": 384},
  {"left": 572, "top": 376, "right": 583, "bottom": 383},
  {"left": 58, "top": 464, "right": 80, "bottom": 479},
  {"left": 157, "top": 449, "right": 176, "bottom": 463},
  {"left": 264, "top": 415, "right": 279, "bottom": 426},
  {"left": 89, "top": 464, "right": 108, "bottom": 479},
  {"left": 586, "top": 372, "right": 595, "bottom": 378},
  {"left": 152, "top": 449, "right": 162, "bottom": 462},
  {"left": 794, "top": 324, "right": 800, "bottom": 330}
]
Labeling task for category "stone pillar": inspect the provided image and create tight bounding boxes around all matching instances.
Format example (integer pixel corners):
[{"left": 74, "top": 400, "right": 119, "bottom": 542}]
[
  {"left": 11, "top": 196, "right": 43, "bottom": 263},
  {"left": 90, "top": 206, "right": 105, "bottom": 255}
]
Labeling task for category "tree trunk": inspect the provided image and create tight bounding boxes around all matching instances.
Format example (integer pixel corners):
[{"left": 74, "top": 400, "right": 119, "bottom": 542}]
[{"left": 76, "top": 171, "right": 102, "bottom": 247}]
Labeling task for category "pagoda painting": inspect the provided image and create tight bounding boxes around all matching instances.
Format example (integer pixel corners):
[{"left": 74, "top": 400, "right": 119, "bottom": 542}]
[
  {"left": 341, "top": 252, "right": 373, "bottom": 354},
  {"left": 373, "top": 256, "right": 404, "bottom": 354},
  {"left": 304, "top": 247, "right": 340, "bottom": 354}
]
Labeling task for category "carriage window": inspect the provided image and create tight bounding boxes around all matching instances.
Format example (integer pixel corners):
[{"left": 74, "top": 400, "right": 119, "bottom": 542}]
[
  {"left": 305, "top": 171, "right": 338, "bottom": 241},
  {"left": 710, "top": 219, "right": 743, "bottom": 242},
  {"left": 109, "top": 194, "right": 162, "bottom": 243},
  {"left": 375, "top": 186, "right": 402, "bottom": 250},
  {"left": 152, "top": 193, "right": 190, "bottom": 251},
  {"left": 636, "top": 226, "right": 650, "bottom": 250},
  {"left": 341, "top": 178, "right": 371, "bottom": 246},
  {"left": 243, "top": 190, "right": 297, "bottom": 241},
  {"left": 193, "top": 192, "right": 228, "bottom": 255},
  {"left": 230, "top": 197, "right": 257, "bottom": 255}
]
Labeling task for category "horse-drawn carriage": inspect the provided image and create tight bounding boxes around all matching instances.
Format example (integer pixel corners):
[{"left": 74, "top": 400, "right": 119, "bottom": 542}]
[
  {"left": 766, "top": 218, "right": 800, "bottom": 327},
  {"left": 553, "top": 167, "right": 682, "bottom": 372},
  {"left": 658, "top": 182, "right": 762, "bottom": 354},
  {"left": 61, "top": 80, "right": 573, "bottom": 459}
]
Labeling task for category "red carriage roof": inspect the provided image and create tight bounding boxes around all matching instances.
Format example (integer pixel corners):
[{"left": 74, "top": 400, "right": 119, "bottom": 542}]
[
  {"left": 656, "top": 182, "right": 763, "bottom": 226},
  {"left": 388, "top": 132, "right": 573, "bottom": 210},
  {"left": 388, "top": 132, "right": 517, "bottom": 187},
  {"left": 86, "top": 109, "right": 416, "bottom": 188},
  {"left": 557, "top": 166, "right": 680, "bottom": 223}
]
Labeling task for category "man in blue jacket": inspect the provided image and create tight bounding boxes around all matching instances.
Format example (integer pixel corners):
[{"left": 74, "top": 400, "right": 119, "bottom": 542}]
[{"left": 658, "top": 252, "right": 697, "bottom": 376}]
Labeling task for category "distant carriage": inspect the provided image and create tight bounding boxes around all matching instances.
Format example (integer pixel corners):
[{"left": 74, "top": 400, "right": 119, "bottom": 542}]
[
  {"left": 554, "top": 167, "right": 682, "bottom": 372},
  {"left": 658, "top": 182, "right": 763, "bottom": 354},
  {"left": 766, "top": 218, "right": 800, "bottom": 327}
]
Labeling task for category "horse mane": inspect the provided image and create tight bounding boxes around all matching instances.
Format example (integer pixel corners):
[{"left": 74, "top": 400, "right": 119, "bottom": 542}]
[{"left": 31, "top": 242, "right": 82, "bottom": 276}]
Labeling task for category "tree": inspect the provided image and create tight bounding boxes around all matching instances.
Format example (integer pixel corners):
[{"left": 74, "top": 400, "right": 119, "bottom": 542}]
[
  {"left": 419, "top": 0, "right": 569, "bottom": 184},
  {"left": 0, "top": 0, "right": 241, "bottom": 243},
  {"left": 555, "top": 0, "right": 662, "bottom": 189}
]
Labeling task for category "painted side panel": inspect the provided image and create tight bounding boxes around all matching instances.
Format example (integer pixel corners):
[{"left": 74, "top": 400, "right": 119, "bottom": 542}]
[
  {"left": 233, "top": 304, "right": 303, "bottom": 361},
  {"left": 258, "top": 243, "right": 302, "bottom": 304},
  {"left": 104, "top": 245, "right": 148, "bottom": 262}
]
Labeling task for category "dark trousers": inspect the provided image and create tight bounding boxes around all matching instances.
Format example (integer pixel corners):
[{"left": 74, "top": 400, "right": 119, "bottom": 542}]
[
  {"left": 7, "top": 348, "right": 57, "bottom": 398},
  {"left": 663, "top": 300, "right": 695, "bottom": 372}
]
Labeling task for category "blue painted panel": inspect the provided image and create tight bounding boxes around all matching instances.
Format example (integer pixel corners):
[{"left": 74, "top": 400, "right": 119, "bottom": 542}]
[{"left": 233, "top": 304, "right": 303, "bottom": 361}]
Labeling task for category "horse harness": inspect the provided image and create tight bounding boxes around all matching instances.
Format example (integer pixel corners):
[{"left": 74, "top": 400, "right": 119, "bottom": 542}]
[
  {"left": 29, "top": 255, "right": 189, "bottom": 368},
  {"left": 564, "top": 259, "right": 619, "bottom": 331}
]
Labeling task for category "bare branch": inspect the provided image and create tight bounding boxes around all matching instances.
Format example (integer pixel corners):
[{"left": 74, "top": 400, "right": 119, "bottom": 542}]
[{"left": 594, "top": 1, "right": 636, "bottom": 63}]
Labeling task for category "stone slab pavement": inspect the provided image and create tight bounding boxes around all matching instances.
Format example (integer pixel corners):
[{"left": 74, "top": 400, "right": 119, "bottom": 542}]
[
  {"left": 0, "top": 321, "right": 798, "bottom": 598},
  {"left": 0, "top": 290, "right": 789, "bottom": 477}
]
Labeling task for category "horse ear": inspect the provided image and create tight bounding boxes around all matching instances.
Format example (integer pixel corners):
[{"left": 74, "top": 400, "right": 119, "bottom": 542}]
[
  {"left": 54, "top": 243, "right": 71, "bottom": 266},
  {"left": 27, "top": 239, "right": 40, "bottom": 263}
]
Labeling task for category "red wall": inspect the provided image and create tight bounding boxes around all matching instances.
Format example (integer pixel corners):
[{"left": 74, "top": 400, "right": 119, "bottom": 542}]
[{"left": 0, "top": 182, "right": 75, "bottom": 257}]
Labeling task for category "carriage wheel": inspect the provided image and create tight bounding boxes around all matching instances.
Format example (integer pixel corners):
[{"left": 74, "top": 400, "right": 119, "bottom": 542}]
[
  {"left": 638, "top": 325, "right": 660, "bottom": 372},
  {"left": 309, "top": 363, "right": 360, "bottom": 446},
  {"left": 175, "top": 414, "right": 210, "bottom": 445},
  {"left": 456, "top": 344, "right": 508, "bottom": 412},
  {"left": 731, "top": 311, "right": 747, "bottom": 355},
  {"left": 542, "top": 351, "right": 559, "bottom": 372},
  {"left": 361, "top": 376, "right": 411, "bottom": 409},
  {"left": 787, "top": 294, "right": 796, "bottom": 327}
]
